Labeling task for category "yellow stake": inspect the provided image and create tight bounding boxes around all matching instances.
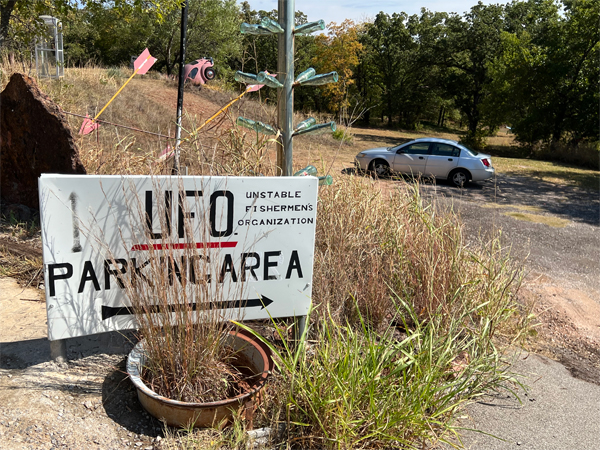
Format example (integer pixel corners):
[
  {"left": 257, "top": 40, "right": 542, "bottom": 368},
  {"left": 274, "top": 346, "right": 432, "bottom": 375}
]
[
  {"left": 190, "top": 88, "right": 250, "bottom": 135},
  {"left": 92, "top": 55, "right": 152, "bottom": 122}
]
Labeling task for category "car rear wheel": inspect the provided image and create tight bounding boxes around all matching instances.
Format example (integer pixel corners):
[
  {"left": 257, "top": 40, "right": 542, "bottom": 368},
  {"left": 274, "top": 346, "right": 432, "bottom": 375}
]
[
  {"left": 370, "top": 160, "right": 389, "bottom": 177},
  {"left": 204, "top": 67, "right": 216, "bottom": 81},
  {"left": 450, "top": 169, "right": 470, "bottom": 187}
]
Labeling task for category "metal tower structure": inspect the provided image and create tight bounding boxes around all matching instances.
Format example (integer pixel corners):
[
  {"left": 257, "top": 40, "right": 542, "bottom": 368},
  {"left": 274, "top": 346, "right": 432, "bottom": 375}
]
[{"left": 236, "top": 0, "right": 338, "bottom": 176}]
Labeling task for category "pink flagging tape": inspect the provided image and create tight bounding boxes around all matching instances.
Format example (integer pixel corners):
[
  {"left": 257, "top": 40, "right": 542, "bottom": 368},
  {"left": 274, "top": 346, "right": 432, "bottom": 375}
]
[
  {"left": 159, "top": 145, "right": 174, "bottom": 160},
  {"left": 131, "top": 241, "right": 238, "bottom": 251},
  {"left": 79, "top": 115, "right": 100, "bottom": 135}
]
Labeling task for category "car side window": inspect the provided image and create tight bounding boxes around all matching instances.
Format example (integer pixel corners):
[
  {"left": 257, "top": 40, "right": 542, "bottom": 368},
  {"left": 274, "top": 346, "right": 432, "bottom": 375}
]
[
  {"left": 400, "top": 143, "right": 430, "bottom": 155},
  {"left": 431, "top": 144, "right": 460, "bottom": 157}
]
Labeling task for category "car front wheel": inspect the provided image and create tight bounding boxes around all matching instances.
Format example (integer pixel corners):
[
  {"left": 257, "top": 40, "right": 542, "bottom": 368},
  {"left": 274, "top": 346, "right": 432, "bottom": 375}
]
[
  {"left": 370, "top": 160, "right": 389, "bottom": 177},
  {"left": 450, "top": 169, "right": 470, "bottom": 187}
]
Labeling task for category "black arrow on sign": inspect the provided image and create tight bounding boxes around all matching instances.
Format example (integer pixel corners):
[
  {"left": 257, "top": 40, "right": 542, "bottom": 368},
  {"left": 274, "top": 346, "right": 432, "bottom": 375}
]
[{"left": 101, "top": 296, "right": 274, "bottom": 321}]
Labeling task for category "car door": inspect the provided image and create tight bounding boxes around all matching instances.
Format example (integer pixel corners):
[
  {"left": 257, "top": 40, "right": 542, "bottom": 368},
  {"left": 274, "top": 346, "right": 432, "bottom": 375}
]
[
  {"left": 392, "top": 142, "right": 430, "bottom": 175},
  {"left": 424, "top": 143, "right": 460, "bottom": 178}
]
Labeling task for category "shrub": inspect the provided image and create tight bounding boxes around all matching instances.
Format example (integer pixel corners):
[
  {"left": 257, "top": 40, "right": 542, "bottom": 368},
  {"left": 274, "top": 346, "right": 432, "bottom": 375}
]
[
  {"left": 531, "top": 140, "right": 600, "bottom": 171},
  {"left": 313, "top": 176, "right": 523, "bottom": 336},
  {"left": 332, "top": 126, "right": 353, "bottom": 143},
  {"left": 459, "top": 130, "right": 488, "bottom": 151}
]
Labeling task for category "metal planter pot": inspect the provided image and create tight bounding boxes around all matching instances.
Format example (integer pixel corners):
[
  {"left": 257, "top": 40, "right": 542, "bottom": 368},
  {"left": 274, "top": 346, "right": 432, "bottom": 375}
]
[{"left": 126, "top": 329, "right": 272, "bottom": 428}]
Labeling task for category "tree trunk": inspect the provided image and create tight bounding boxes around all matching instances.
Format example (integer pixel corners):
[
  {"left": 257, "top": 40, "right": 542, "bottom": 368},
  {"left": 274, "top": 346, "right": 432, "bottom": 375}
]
[{"left": 0, "top": 0, "right": 17, "bottom": 50}]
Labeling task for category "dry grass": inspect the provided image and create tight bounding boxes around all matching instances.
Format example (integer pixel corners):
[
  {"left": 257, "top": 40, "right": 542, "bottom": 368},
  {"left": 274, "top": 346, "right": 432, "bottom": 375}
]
[
  {"left": 0, "top": 215, "right": 43, "bottom": 287},
  {"left": 313, "top": 175, "right": 524, "bottom": 336}
]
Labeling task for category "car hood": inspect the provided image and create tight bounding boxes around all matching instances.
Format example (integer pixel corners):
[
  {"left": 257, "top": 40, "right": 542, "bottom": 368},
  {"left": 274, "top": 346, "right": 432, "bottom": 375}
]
[{"left": 359, "top": 147, "right": 391, "bottom": 155}]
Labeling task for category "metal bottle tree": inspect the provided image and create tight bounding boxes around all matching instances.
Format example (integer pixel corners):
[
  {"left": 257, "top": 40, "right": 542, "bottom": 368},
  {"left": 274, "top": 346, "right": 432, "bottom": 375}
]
[{"left": 236, "top": 0, "right": 338, "bottom": 176}]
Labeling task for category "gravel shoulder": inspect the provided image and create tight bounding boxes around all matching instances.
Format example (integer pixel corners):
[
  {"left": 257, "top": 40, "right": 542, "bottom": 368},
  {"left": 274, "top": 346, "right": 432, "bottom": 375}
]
[
  {"left": 0, "top": 278, "right": 161, "bottom": 450},
  {"left": 419, "top": 173, "right": 600, "bottom": 449}
]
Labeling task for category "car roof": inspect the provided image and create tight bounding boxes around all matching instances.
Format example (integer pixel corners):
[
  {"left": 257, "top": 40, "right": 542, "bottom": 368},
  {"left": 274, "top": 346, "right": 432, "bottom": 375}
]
[{"left": 408, "top": 137, "right": 460, "bottom": 145}]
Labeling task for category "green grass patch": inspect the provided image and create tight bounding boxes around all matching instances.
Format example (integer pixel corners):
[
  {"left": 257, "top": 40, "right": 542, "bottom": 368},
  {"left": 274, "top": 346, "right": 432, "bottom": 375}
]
[
  {"left": 493, "top": 157, "right": 599, "bottom": 191},
  {"left": 503, "top": 212, "right": 570, "bottom": 228},
  {"left": 237, "top": 294, "right": 524, "bottom": 449}
]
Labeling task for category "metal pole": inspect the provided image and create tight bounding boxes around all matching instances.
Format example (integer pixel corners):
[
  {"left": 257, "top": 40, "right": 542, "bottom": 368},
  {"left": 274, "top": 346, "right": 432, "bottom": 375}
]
[
  {"left": 277, "top": 0, "right": 294, "bottom": 177},
  {"left": 173, "top": 1, "right": 189, "bottom": 175},
  {"left": 50, "top": 339, "right": 67, "bottom": 363},
  {"left": 294, "top": 314, "right": 307, "bottom": 342},
  {"left": 278, "top": 0, "right": 306, "bottom": 337}
]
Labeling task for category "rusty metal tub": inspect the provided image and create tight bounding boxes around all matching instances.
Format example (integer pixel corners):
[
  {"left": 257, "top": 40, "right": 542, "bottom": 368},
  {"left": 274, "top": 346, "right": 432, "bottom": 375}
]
[{"left": 126, "top": 329, "right": 272, "bottom": 428}]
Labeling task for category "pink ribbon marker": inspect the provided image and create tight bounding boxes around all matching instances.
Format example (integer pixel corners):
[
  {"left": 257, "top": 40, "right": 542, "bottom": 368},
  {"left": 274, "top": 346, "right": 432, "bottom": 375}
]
[{"left": 79, "top": 115, "right": 100, "bottom": 135}]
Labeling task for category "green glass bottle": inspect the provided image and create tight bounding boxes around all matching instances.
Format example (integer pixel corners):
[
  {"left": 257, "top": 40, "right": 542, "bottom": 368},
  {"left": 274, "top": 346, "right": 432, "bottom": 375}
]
[{"left": 293, "top": 165, "right": 318, "bottom": 177}]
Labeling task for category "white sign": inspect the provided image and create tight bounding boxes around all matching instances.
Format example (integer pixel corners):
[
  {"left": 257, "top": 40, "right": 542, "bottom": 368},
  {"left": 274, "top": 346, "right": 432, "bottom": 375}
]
[{"left": 39, "top": 175, "right": 318, "bottom": 340}]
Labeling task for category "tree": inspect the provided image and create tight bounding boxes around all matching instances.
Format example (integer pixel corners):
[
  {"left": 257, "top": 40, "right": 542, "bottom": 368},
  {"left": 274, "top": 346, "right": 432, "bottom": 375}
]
[
  {"left": 361, "top": 13, "right": 413, "bottom": 125},
  {"left": 486, "top": 0, "right": 599, "bottom": 144},
  {"left": 0, "top": 0, "right": 183, "bottom": 52},
  {"left": 312, "top": 19, "right": 363, "bottom": 119},
  {"left": 0, "top": 0, "right": 65, "bottom": 55},
  {"left": 434, "top": 2, "right": 506, "bottom": 147},
  {"left": 59, "top": 0, "right": 241, "bottom": 78},
  {"left": 357, "top": 10, "right": 448, "bottom": 128},
  {"left": 147, "top": 0, "right": 242, "bottom": 76}
]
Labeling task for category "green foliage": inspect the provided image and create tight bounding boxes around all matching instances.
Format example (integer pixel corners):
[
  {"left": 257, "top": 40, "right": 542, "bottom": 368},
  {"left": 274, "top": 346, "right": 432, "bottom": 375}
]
[
  {"left": 60, "top": 0, "right": 242, "bottom": 78},
  {"left": 485, "top": 0, "right": 599, "bottom": 145},
  {"left": 236, "top": 291, "right": 522, "bottom": 449},
  {"left": 361, "top": 12, "right": 439, "bottom": 128},
  {"left": 459, "top": 129, "right": 489, "bottom": 150},
  {"left": 332, "top": 127, "right": 352, "bottom": 143},
  {"left": 0, "top": 0, "right": 64, "bottom": 55},
  {"left": 433, "top": 3, "right": 506, "bottom": 142}
]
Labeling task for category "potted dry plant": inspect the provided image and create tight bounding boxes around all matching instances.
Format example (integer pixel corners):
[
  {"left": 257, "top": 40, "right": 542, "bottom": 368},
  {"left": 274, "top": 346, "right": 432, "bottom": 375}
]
[{"left": 112, "top": 186, "right": 273, "bottom": 429}]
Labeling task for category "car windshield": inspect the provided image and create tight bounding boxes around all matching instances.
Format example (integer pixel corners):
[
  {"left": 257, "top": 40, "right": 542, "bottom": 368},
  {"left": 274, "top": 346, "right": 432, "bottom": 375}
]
[{"left": 460, "top": 143, "right": 479, "bottom": 156}]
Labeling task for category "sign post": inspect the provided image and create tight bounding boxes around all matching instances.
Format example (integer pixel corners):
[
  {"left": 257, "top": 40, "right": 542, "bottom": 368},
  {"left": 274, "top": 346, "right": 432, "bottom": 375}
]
[{"left": 39, "top": 175, "right": 318, "bottom": 342}]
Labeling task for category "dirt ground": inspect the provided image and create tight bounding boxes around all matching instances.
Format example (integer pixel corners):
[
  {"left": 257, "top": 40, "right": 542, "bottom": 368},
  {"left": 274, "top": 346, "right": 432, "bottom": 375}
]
[{"left": 1, "top": 82, "right": 598, "bottom": 448}]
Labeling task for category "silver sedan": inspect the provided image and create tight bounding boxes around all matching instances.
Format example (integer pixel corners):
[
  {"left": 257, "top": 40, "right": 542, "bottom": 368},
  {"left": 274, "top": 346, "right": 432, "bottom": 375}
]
[{"left": 355, "top": 137, "right": 495, "bottom": 186}]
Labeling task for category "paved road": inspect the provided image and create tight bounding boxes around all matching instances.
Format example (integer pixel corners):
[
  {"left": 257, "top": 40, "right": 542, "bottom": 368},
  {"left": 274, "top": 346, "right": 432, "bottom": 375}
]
[
  {"left": 423, "top": 173, "right": 600, "bottom": 294},
  {"left": 443, "top": 351, "right": 600, "bottom": 449},
  {"left": 422, "top": 174, "right": 600, "bottom": 449}
]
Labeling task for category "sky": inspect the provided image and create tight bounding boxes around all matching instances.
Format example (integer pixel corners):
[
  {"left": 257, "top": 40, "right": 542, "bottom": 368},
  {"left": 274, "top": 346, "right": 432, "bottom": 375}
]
[{"left": 245, "top": 0, "right": 491, "bottom": 26}]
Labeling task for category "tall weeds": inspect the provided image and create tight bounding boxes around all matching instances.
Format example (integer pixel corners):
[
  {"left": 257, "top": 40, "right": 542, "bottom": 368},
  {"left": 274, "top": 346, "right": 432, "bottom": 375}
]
[
  {"left": 98, "top": 182, "right": 250, "bottom": 403},
  {"left": 314, "top": 175, "right": 523, "bottom": 338},
  {"left": 234, "top": 176, "right": 528, "bottom": 448},
  {"left": 531, "top": 140, "right": 599, "bottom": 171},
  {"left": 239, "top": 296, "right": 522, "bottom": 449}
]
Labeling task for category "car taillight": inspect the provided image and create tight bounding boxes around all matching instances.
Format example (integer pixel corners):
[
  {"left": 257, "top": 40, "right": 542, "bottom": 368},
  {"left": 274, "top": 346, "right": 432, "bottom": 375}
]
[{"left": 481, "top": 158, "right": 490, "bottom": 167}]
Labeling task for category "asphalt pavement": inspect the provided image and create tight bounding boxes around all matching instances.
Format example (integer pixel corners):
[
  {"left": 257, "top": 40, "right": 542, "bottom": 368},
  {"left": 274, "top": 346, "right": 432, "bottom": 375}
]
[
  {"left": 426, "top": 173, "right": 600, "bottom": 449},
  {"left": 442, "top": 351, "right": 600, "bottom": 449}
]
